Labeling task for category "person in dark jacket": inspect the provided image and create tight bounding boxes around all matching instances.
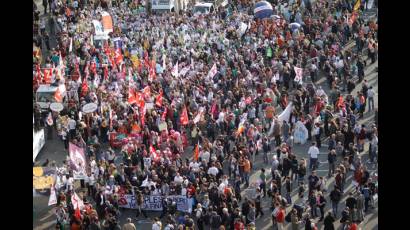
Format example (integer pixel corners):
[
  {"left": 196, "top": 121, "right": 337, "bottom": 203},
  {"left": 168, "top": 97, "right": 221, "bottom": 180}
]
[
  {"left": 330, "top": 186, "right": 342, "bottom": 217},
  {"left": 323, "top": 212, "right": 335, "bottom": 230},
  {"left": 210, "top": 210, "right": 222, "bottom": 230},
  {"left": 317, "top": 191, "right": 327, "bottom": 221},
  {"left": 345, "top": 192, "right": 357, "bottom": 210},
  {"left": 328, "top": 150, "right": 337, "bottom": 177}
]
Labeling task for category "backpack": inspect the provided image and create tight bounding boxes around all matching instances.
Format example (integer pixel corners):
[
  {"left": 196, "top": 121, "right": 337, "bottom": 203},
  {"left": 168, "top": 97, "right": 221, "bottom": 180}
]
[
  {"left": 276, "top": 210, "right": 285, "bottom": 223},
  {"left": 211, "top": 214, "right": 222, "bottom": 228},
  {"left": 285, "top": 212, "right": 292, "bottom": 223}
]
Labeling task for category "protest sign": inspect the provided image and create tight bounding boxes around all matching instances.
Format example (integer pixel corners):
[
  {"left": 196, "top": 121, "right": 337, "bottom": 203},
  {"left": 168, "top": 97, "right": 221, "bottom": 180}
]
[
  {"left": 293, "top": 121, "right": 308, "bottom": 144},
  {"left": 33, "top": 167, "right": 56, "bottom": 190},
  {"left": 118, "top": 194, "right": 189, "bottom": 212},
  {"left": 82, "top": 103, "right": 98, "bottom": 113},
  {"left": 50, "top": 102, "right": 64, "bottom": 112},
  {"left": 69, "top": 143, "right": 87, "bottom": 180}
]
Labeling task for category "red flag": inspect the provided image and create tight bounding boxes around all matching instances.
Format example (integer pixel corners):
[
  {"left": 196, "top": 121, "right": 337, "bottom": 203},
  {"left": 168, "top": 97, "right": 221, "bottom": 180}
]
[
  {"left": 74, "top": 205, "right": 81, "bottom": 220},
  {"left": 135, "top": 92, "right": 145, "bottom": 108},
  {"left": 43, "top": 68, "right": 53, "bottom": 84},
  {"left": 115, "top": 48, "right": 123, "bottom": 66},
  {"left": 35, "top": 65, "right": 42, "bottom": 82},
  {"left": 180, "top": 106, "right": 189, "bottom": 125},
  {"left": 81, "top": 77, "right": 88, "bottom": 97},
  {"left": 148, "top": 65, "right": 156, "bottom": 81},
  {"left": 90, "top": 60, "right": 97, "bottom": 74},
  {"left": 140, "top": 107, "right": 146, "bottom": 126},
  {"left": 54, "top": 88, "right": 63, "bottom": 102},
  {"left": 128, "top": 87, "right": 137, "bottom": 105},
  {"left": 161, "top": 107, "right": 168, "bottom": 120},
  {"left": 103, "top": 66, "right": 109, "bottom": 80},
  {"left": 194, "top": 143, "right": 199, "bottom": 161},
  {"left": 143, "top": 86, "right": 151, "bottom": 98},
  {"left": 155, "top": 91, "right": 163, "bottom": 107},
  {"left": 144, "top": 51, "right": 150, "bottom": 69},
  {"left": 336, "top": 96, "right": 345, "bottom": 108},
  {"left": 150, "top": 145, "right": 156, "bottom": 155}
]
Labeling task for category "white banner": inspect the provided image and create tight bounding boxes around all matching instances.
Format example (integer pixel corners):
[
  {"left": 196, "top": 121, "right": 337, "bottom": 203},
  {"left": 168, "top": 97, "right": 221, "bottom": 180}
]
[
  {"left": 278, "top": 102, "right": 293, "bottom": 123},
  {"left": 48, "top": 187, "right": 57, "bottom": 206},
  {"left": 294, "top": 67, "right": 303, "bottom": 84},
  {"left": 71, "top": 192, "right": 84, "bottom": 209},
  {"left": 69, "top": 143, "right": 87, "bottom": 180},
  {"left": 293, "top": 121, "right": 308, "bottom": 144},
  {"left": 118, "top": 195, "right": 189, "bottom": 212}
]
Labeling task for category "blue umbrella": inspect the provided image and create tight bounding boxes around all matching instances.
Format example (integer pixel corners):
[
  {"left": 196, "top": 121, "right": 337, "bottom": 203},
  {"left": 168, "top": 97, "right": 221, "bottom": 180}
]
[{"left": 254, "top": 1, "right": 274, "bottom": 19}]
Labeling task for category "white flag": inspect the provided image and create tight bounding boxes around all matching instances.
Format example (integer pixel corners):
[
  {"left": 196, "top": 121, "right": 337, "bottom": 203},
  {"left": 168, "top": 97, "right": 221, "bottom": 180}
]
[
  {"left": 171, "top": 62, "right": 179, "bottom": 77},
  {"left": 278, "top": 102, "right": 293, "bottom": 123},
  {"left": 69, "top": 38, "right": 73, "bottom": 52},
  {"left": 180, "top": 66, "right": 190, "bottom": 77},
  {"left": 193, "top": 107, "right": 205, "bottom": 124},
  {"left": 71, "top": 192, "right": 84, "bottom": 210},
  {"left": 162, "top": 54, "right": 166, "bottom": 70},
  {"left": 48, "top": 186, "right": 57, "bottom": 206},
  {"left": 207, "top": 64, "right": 217, "bottom": 79}
]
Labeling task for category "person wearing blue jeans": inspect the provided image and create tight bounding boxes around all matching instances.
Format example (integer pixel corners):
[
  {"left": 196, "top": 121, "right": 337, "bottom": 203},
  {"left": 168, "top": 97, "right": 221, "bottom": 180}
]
[
  {"left": 330, "top": 187, "right": 342, "bottom": 217},
  {"left": 308, "top": 142, "right": 320, "bottom": 170},
  {"left": 367, "top": 86, "right": 375, "bottom": 111}
]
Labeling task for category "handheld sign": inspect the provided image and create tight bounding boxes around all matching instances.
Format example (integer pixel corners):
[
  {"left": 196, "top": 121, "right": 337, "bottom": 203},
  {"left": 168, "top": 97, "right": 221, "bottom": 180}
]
[
  {"left": 82, "top": 103, "right": 98, "bottom": 113},
  {"left": 50, "top": 103, "right": 64, "bottom": 112}
]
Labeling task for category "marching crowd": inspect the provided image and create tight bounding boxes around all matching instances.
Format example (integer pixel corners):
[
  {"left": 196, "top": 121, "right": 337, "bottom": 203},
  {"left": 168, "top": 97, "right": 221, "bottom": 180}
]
[{"left": 33, "top": 0, "right": 378, "bottom": 229}]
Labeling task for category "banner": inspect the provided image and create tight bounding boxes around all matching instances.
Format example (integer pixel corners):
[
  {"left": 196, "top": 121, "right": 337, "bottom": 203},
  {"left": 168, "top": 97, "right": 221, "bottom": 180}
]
[
  {"left": 101, "top": 11, "right": 113, "bottom": 33},
  {"left": 293, "top": 121, "right": 308, "bottom": 144},
  {"left": 69, "top": 143, "right": 87, "bottom": 180},
  {"left": 48, "top": 186, "right": 57, "bottom": 206},
  {"left": 71, "top": 192, "right": 85, "bottom": 210},
  {"left": 207, "top": 64, "right": 217, "bottom": 79},
  {"left": 278, "top": 102, "right": 293, "bottom": 123},
  {"left": 294, "top": 66, "right": 303, "bottom": 84},
  {"left": 33, "top": 167, "right": 56, "bottom": 190},
  {"left": 118, "top": 194, "right": 189, "bottom": 212}
]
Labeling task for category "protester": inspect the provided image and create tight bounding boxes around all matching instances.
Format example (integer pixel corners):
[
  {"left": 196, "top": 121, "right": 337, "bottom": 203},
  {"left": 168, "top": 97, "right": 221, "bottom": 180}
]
[{"left": 33, "top": 0, "right": 377, "bottom": 229}]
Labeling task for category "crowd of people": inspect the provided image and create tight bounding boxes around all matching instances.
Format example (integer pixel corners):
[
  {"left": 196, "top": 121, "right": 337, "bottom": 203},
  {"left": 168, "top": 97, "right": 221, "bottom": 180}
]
[{"left": 33, "top": 0, "right": 378, "bottom": 229}]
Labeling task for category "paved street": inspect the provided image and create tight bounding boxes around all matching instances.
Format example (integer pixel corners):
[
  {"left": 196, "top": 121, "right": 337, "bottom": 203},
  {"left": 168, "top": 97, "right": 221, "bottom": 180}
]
[{"left": 34, "top": 58, "right": 378, "bottom": 230}]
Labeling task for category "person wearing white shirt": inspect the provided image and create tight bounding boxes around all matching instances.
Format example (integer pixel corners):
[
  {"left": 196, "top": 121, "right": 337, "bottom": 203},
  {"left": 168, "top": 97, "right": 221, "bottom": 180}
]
[
  {"left": 201, "top": 150, "right": 210, "bottom": 164},
  {"left": 189, "top": 161, "right": 200, "bottom": 173},
  {"left": 174, "top": 173, "right": 183, "bottom": 185},
  {"left": 68, "top": 118, "right": 76, "bottom": 140},
  {"left": 308, "top": 142, "right": 320, "bottom": 170},
  {"left": 207, "top": 163, "right": 219, "bottom": 177}
]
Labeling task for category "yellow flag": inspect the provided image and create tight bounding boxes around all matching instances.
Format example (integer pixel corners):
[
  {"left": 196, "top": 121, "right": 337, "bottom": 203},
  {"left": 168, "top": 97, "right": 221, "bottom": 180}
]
[{"left": 354, "top": 0, "right": 361, "bottom": 11}]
